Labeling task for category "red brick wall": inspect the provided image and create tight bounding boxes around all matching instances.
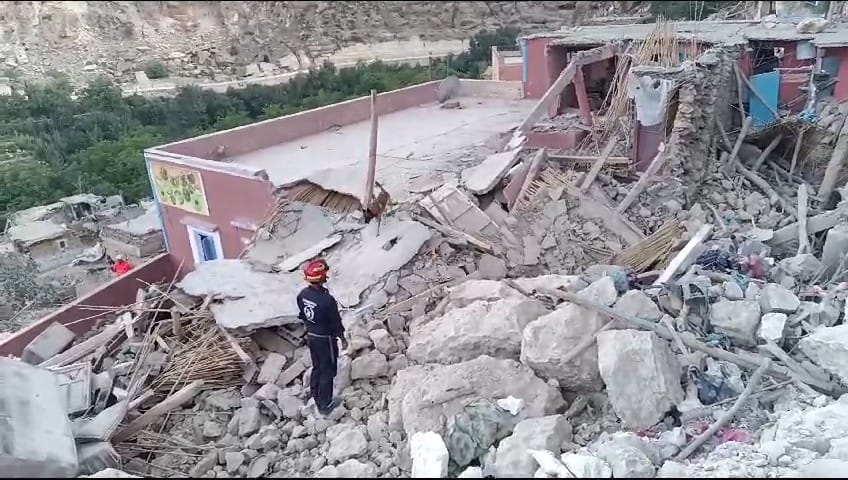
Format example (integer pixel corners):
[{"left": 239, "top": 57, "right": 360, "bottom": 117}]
[
  {"left": 0, "top": 253, "right": 176, "bottom": 357},
  {"left": 159, "top": 81, "right": 441, "bottom": 161}
]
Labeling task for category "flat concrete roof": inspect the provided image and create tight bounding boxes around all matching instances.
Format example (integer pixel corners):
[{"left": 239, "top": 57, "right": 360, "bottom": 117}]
[
  {"left": 230, "top": 96, "right": 535, "bottom": 202},
  {"left": 525, "top": 20, "right": 848, "bottom": 48}
]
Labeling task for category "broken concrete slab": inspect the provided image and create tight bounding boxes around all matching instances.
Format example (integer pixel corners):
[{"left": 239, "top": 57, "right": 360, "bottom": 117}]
[
  {"left": 388, "top": 356, "right": 565, "bottom": 437},
  {"left": 277, "top": 360, "right": 306, "bottom": 386},
  {"left": 494, "top": 415, "right": 572, "bottom": 478},
  {"left": 72, "top": 400, "right": 129, "bottom": 441},
  {"left": 407, "top": 298, "right": 548, "bottom": 364},
  {"left": 420, "top": 184, "right": 510, "bottom": 245},
  {"left": 710, "top": 300, "right": 762, "bottom": 347},
  {"left": 178, "top": 259, "right": 304, "bottom": 332},
  {"left": 276, "top": 234, "right": 343, "bottom": 272},
  {"left": 461, "top": 147, "right": 523, "bottom": 195},
  {"left": 22, "top": 322, "right": 76, "bottom": 365},
  {"left": 521, "top": 303, "right": 608, "bottom": 391},
  {"left": 257, "top": 353, "right": 287, "bottom": 384},
  {"left": 326, "top": 216, "right": 432, "bottom": 307},
  {"left": 798, "top": 325, "right": 848, "bottom": 384},
  {"left": 597, "top": 330, "right": 684, "bottom": 430},
  {"left": 0, "top": 358, "right": 79, "bottom": 477},
  {"left": 759, "top": 283, "right": 800, "bottom": 314}
]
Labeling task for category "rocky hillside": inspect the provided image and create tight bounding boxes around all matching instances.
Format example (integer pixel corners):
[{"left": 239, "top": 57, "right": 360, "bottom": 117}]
[{"left": 0, "top": 1, "right": 643, "bottom": 87}]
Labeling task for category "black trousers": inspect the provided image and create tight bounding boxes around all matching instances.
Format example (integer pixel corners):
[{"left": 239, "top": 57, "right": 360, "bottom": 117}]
[{"left": 306, "top": 334, "right": 338, "bottom": 410}]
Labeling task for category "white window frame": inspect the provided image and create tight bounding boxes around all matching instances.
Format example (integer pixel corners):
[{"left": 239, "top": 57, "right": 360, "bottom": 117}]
[{"left": 186, "top": 224, "right": 224, "bottom": 264}]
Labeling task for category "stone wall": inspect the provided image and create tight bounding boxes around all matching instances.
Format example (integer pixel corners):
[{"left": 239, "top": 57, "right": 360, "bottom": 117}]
[{"left": 665, "top": 47, "right": 739, "bottom": 202}]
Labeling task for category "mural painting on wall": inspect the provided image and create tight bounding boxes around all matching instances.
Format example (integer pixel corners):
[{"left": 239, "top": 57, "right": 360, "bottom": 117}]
[{"left": 151, "top": 162, "right": 210, "bottom": 216}]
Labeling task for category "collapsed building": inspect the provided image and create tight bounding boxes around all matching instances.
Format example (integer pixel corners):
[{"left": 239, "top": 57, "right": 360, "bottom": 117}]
[{"left": 5, "top": 14, "right": 848, "bottom": 479}]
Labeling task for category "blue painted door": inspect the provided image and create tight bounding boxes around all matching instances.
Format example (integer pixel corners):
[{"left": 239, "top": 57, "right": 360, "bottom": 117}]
[{"left": 749, "top": 70, "right": 780, "bottom": 130}]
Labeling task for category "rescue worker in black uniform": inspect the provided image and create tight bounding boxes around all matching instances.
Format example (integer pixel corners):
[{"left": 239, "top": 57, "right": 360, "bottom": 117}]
[{"left": 296, "top": 258, "right": 348, "bottom": 415}]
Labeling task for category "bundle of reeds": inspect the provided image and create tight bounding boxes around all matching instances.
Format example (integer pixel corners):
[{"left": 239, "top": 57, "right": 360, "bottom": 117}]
[
  {"left": 611, "top": 219, "right": 682, "bottom": 272},
  {"left": 285, "top": 181, "right": 363, "bottom": 214}
]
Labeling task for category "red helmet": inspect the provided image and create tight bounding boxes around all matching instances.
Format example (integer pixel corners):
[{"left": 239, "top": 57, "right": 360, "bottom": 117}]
[{"left": 304, "top": 259, "right": 329, "bottom": 283}]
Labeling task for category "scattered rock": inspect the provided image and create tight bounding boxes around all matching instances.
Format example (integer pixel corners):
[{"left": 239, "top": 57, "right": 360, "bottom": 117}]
[
  {"left": 246, "top": 454, "right": 270, "bottom": 478},
  {"left": 445, "top": 280, "right": 524, "bottom": 309},
  {"left": 327, "top": 425, "right": 369, "bottom": 463},
  {"left": 494, "top": 415, "right": 572, "bottom": 478},
  {"left": 560, "top": 453, "right": 613, "bottom": 478},
  {"left": 225, "top": 451, "right": 245, "bottom": 473},
  {"left": 316, "top": 459, "right": 378, "bottom": 478},
  {"left": 758, "top": 312, "right": 788, "bottom": 345},
  {"left": 257, "top": 353, "right": 287, "bottom": 384},
  {"left": 613, "top": 290, "right": 662, "bottom": 322},
  {"left": 759, "top": 283, "right": 800, "bottom": 314},
  {"left": 388, "top": 356, "right": 565, "bottom": 436},
  {"left": 351, "top": 351, "right": 390, "bottom": 379},
  {"left": 710, "top": 300, "right": 761, "bottom": 347},
  {"left": 410, "top": 431, "right": 449, "bottom": 478},
  {"left": 368, "top": 329, "right": 399, "bottom": 355},
  {"left": 597, "top": 330, "right": 683, "bottom": 429},
  {"left": 276, "top": 392, "right": 304, "bottom": 419},
  {"left": 520, "top": 303, "right": 607, "bottom": 391},
  {"left": 798, "top": 325, "right": 848, "bottom": 384},
  {"left": 723, "top": 281, "right": 744, "bottom": 300},
  {"left": 512, "top": 274, "right": 588, "bottom": 294},
  {"left": 578, "top": 277, "right": 619, "bottom": 306},
  {"left": 477, "top": 254, "right": 507, "bottom": 280},
  {"left": 408, "top": 298, "right": 548, "bottom": 364}
]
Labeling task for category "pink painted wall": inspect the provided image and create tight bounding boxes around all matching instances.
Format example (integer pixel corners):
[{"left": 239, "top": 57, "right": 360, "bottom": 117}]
[
  {"left": 0, "top": 253, "right": 177, "bottom": 357},
  {"left": 499, "top": 63, "right": 523, "bottom": 82},
  {"left": 824, "top": 47, "right": 848, "bottom": 101},
  {"left": 149, "top": 158, "right": 277, "bottom": 271},
  {"left": 160, "top": 81, "right": 441, "bottom": 161},
  {"left": 524, "top": 38, "right": 553, "bottom": 98}
]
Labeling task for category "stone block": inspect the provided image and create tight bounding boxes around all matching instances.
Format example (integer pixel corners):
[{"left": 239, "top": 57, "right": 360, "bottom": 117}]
[
  {"left": 257, "top": 353, "right": 287, "bottom": 384},
  {"left": 758, "top": 313, "right": 787, "bottom": 345},
  {"left": 578, "top": 277, "right": 618, "bottom": 306},
  {"left": 613, "top": 290, "right": 662, "bottom": 321},
  {"left": 351, "top": 351, "right": 389, "bottom": 379},
  {"left": 798, "top": 325, "right": 848, "bottom": 384},
  {"left": 276, "top": 360, "right": 306, "bottom": 387},
  {"left": 494, "top": 415, "right": 572, "bottom": 478},
  {"left": 597, "top": 330, "right": 683, "bottom": 429},
  {"left": 710, "top": 300, "right": 761, "bottom": 346},
  {"left": 21, "top": 322, "right": 76, "bottom": 365},
  {"left": 759, "top": 283, "right": 800, "bottom": 314}
]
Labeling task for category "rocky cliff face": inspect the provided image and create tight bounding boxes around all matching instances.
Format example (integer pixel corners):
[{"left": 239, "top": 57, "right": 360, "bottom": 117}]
[{"left": 0, "top": 1, "right": 638, "bottom": 86}]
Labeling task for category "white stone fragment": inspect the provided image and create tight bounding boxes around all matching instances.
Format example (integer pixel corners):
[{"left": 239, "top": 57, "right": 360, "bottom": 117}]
[
  {"left": 561, "top": 453, "right": 612, "bottom": 478},
  {"left": 710, "top": 300, "right": 761, "bottom": 346},
  {"left": 613, "top": 290, "right": 662, "bottom": 321},
  {"left": 759, "top": 283, "right": 800, "bottom": 313},
  {"left": 758, "top": 312, "right": 788, "bottom": 344},
  {"left": 578, "top": 277, "right": 619, "bottom": 306},
  {"left": 529, "top": 450, "right": 571, "bottom": 478},
  {"left": 798, "top": 325, "right": 848, "bottom": 384},
  {"left": 497, "top": 396, "right": 525, "bottom": 416},
  {"left": 410, "top": 432, "right": 449, "bottom": 478}
]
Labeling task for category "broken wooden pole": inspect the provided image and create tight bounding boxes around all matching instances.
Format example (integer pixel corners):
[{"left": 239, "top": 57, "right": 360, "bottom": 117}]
[
  {"left": 654, "top": 224, "right": 712, "bottom": 286},
  {"left": 819, "top": 112, "right": 848, "bottom": 201},
  {"left": 752, "top": 134, "right": 783, "bottom": 171},
  {"left": 735, "top": 159, "right": 798, "bottom": 218},
  {"left": 363, "top": 89, "right": 378, "bottom": 208},
  {"left": 512, "top": 148, "right": 547, "bottom": 212},
  {"left": 676, "top": 359, "right": 771, "bottom": 461},
  {"left": 769, "top": 204, "right": 848, "bottom": 246},
  {"left": 736, "top": 64, "right": 781, "bottom": 121},
  {"left": 616, "top": 142, "right": 667, "bottom": 214},
  {"left": 724, "top": 116, "right": 752, "bottom": 173},
  {"left": 516, "top": 44, "right": 617, "bottom": 134},
  {"left": 112, "top": 380, "right": 204, "bottom": 444},
  {"left": 789, "top": 128, "right": 804, "bottom": 176},
  {"left": 797, "top": 184, "right": 811, "bottom": 255},
  {"left": 573, "top": 66, "right": 594, "bottom": 126},
  {"left": 580, "top": 136, "right": 618, "bottom": 193}
]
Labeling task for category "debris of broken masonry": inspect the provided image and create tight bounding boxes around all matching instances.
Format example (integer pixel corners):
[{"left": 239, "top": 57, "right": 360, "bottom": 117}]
[{"left": 9, "top": 11, "right": 848, "bottom": 479}]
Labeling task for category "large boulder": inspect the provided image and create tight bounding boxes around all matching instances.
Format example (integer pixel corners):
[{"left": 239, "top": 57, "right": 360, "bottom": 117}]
[
  {"left": 387, "top": 356, "right": 565, "bottom": 437},
  {"left": 494, "top": 415, "right": 572, "bottom": 478},
  {"left": 798, "top": 325, "right": 848, "bottom": 384},
  {"left": 520, "top": 303, "right": 608, "bottom": 391},
  {"left": 759, "top": 283, "right": 800, "bottom": 314},
  {"left": 407, "top": 298, "right": 548, "bottom": 365},
  {"left": 597, "top": 330, "right": 683, "bottom": 429},
  {"left": 613, "top": 290, "right": 662, "bottom": 322}
]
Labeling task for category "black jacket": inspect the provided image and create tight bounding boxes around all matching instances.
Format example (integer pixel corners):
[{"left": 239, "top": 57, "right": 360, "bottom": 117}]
[{"left": 296, "top": 285, "right": 345, "bottom": 337}]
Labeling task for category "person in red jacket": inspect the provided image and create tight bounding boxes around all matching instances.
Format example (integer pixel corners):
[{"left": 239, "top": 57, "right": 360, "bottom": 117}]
[{"left": 111, "top": 254, "right": 134, "bottom": 276}]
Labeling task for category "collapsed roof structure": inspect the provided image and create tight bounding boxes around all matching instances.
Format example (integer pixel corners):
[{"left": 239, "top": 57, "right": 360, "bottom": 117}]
[{"left": 6, "top": 12, "right": 848, "bottom": 479}]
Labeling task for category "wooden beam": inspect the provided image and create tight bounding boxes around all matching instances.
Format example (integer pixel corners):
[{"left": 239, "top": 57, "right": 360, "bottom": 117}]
[
  {"left": 724, "top": 116, "right": 752, "bottom": 173},
  {"left": 797, "top": 184, "right": 811, "bottom": 255},
  {"left": 819, "top": 112, "right": 848, "bottom": 201},
  {"left": 580, "top": 137, "right": 618, "bottom": 193},
  {"left": 573, "top": 66, "right": 593, "bottom": 127},
  {"left": 549, "top": 154, "right": 630, "bottom": 163},
  {"left": 617, "top": 142, "right": 667, "bottom": 214},
  {"left": 363, "top": 89, "right": 378, "bottom": 208},
  {"left": 511, "top": 148, "right": 547, "bottom": 212},
  {"left": 516, "top": 44, "right": 617, "bottom": 134},
  {"left": 112, "top": 380, "right": 204, "bottom": 444},
  {"left": 654, "top": 224, "right": 712, "bottom": 286},
  {"left": 752, "top": 133, "right": 783, "bottom": 171},
  {"left": 769, "top": 204, "right": 847, "bottom": 246}
]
